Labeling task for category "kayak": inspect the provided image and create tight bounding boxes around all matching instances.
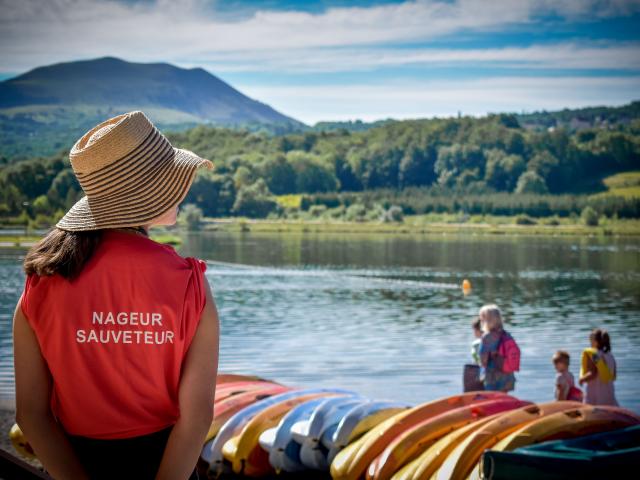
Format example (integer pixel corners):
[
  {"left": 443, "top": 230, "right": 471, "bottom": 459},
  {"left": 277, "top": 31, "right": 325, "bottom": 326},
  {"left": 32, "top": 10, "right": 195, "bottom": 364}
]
[
  {"left": 204, "top": 383, "right": 292, "bottom": 445},
  {"left": 366, "top": 397, "right": 531, "bottom": 480},
  {"left": 259, "top": 397, "right": 337, "bottom": 473},
  {"left": 480, "top": 424, "right": 640, "bottom": 480},
  {"left": 491, "top": 405, "right": 640, "bottom": 452},
  {"left": 435, "top": 401, "right": 583, "bottom": 480},
  {"left": 222, "top": 392, "right": 356, "bottom": 476},
  {"left": 214, "top": 381, "right": 283, "bottom": 403},
  {"left": 295, "top": 396, "right": 368, "bottom": 470},
  {"left": 216, "top": 373, "right": 270, "bottom": 384},
  {"left": 389, "top": 413, "right": 500, "bottom": 480},
  {"left": 330, "top": 401, "right": 411, "bottom": 455},
  {"left": 330, "top": 391, "right": 510, "bottom": 480}
]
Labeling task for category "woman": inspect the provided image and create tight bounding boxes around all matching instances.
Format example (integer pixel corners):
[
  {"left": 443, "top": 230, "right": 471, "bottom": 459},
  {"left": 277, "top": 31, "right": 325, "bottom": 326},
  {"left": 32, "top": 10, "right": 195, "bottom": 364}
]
[
  {"left": 12, "top": 111, "right": 220, "bottom": 479},
  {"left": 579, "top": 328, "right": 618, "bottom": 406},
  {"left": 478, "top": 304, "right": 516, "bottom": 392}
]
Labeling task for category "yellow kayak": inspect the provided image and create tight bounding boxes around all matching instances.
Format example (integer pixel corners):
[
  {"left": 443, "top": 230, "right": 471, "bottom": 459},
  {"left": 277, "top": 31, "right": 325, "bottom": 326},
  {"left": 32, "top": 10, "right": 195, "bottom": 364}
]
[
  {"left": 434, "top": 401, "right": 583, "bottom": 480},
  {"left": 330, "top": 392, "right": 508, "bottom": 480},
  {"left": 491, "top": 405, "right": 640, "bottom": 453},
  {"left": 223, "top": 392, "right": 342, "bottom": 476},
  {"left": 366, "top": 397, "right": 529, "bottom": 480},
  {"left": 389, "top": 414, "right": 499, "bottom": 480}
]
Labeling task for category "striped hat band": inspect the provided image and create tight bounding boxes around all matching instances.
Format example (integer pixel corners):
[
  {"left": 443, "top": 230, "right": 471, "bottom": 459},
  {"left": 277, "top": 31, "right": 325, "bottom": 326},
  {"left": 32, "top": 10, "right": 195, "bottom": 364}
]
[{"left": 55, "top": 110, "right": 214, "bottom": 232}]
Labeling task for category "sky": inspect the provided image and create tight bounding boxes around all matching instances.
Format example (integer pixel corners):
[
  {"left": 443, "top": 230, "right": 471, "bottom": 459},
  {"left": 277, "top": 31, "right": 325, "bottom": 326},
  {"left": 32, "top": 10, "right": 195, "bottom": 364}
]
[{"left": 1, "top": 0, "right": 639, "bottom": 124}]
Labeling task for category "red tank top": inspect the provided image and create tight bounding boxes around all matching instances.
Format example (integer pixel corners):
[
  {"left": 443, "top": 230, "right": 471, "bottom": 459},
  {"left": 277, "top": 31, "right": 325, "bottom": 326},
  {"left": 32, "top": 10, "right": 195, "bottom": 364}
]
[{"left": 18, "top": 229, "right": 208, "bottom": 439}]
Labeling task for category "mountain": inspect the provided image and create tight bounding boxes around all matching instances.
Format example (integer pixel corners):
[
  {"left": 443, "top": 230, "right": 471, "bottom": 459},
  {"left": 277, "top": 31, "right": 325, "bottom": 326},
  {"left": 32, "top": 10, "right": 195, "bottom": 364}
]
[{"left": 0, "top": 56, "right": 303, "bottom": 160}]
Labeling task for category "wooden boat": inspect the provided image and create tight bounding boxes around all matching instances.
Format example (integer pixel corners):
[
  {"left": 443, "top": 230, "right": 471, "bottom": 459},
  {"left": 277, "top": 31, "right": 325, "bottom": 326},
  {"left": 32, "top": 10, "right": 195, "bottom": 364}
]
[
  {"left": 366, "top": 397, "right": 531, "bottom": 480},
  {"left": 329, "top": 391, "right": 509, "bottom": 480}
]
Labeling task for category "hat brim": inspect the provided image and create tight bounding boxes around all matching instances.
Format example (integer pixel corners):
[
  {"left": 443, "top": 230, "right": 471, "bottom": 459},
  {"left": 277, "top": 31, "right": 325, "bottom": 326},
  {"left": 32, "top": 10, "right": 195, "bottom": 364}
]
[{"left": 56, "top": 148, "right": 214, "bottom": 231}]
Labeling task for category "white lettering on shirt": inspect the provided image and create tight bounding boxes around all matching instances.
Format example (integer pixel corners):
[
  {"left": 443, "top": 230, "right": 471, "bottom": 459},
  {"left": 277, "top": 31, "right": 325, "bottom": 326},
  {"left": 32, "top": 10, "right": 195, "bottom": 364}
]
[{"left": 78, "top": 311, "right": 173, "bottom": 345}]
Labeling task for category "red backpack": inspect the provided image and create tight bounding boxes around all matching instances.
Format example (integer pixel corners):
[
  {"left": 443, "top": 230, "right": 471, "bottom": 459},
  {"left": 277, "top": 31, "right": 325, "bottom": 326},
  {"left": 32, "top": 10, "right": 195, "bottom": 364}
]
[{"left": 498, "top": 331, "right": 521, "bottom": 373}]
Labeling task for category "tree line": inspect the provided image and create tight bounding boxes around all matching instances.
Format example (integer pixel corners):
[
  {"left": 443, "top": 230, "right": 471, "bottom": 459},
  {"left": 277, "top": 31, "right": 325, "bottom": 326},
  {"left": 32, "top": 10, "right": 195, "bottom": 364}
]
[{"left": 1, "top": 112, "right": 638, "bottom": 226}]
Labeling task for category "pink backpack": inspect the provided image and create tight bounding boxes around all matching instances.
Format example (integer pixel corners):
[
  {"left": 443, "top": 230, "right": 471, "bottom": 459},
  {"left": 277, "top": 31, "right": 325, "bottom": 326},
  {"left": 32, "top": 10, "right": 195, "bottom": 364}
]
[{"left": 498, "top": 331, "right": 521, "bottom": 373}]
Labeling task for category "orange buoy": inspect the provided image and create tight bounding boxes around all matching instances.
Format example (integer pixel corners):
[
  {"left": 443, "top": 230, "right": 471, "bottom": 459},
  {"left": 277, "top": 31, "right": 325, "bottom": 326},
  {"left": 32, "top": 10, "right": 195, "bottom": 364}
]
[{"left": 462, "top": 279, "right": 472, "bottom": 295}]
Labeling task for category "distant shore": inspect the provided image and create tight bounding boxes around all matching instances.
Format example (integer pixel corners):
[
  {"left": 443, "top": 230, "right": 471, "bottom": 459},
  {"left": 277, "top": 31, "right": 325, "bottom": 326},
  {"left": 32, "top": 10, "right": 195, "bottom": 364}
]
[{"left": 1, "top": 215, "right": 639, "bottom": 249}]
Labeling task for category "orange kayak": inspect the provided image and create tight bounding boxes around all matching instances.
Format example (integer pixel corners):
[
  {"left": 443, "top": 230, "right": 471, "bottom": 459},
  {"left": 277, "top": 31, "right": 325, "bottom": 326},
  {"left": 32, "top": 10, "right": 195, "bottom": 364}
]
[
  {"left": 435, "top": 401, "right": 583, "bottom": 480},
  {"left": 215, "top": 381, "right": 283, "bottom": 403},
  {"left": 330, "top": 391, "right": 509, "bottom": 480},
  {"left": 491, "top": 405, "right": 640, "bottom": 452},
  {"left": 389, "top": 413, "right": 500, "bottom": 480},
  {"left": 367, "top": 397, "right": 531, "bottom": 480},
  {"left": 206, "top": 384, "right": 292, "bottom": 443},
  {"left": 217, "top": 373, "right": 270, "bottom": 384}
]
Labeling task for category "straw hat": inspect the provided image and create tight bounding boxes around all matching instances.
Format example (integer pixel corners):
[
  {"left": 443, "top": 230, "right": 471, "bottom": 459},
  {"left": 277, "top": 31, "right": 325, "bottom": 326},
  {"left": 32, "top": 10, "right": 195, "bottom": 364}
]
[{"left": 55, "top": 110, "right": 214, "bottom": 231}]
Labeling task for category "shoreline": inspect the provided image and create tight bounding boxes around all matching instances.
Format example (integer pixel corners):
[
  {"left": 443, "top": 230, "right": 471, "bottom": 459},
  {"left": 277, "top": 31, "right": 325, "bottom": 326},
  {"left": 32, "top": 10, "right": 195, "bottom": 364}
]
[{"left": 1, "top": 216, "right": 640, "bottom": 249}]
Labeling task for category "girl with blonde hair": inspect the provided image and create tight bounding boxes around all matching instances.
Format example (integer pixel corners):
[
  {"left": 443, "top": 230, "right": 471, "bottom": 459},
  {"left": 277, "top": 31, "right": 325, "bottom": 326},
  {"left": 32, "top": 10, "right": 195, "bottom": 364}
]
[{"left": 478, "top": 304, "right": 517, "bottom": 392}]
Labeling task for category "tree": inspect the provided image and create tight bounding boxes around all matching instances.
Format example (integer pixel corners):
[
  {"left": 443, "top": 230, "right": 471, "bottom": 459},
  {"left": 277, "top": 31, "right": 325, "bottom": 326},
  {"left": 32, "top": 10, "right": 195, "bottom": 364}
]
[
  {"left": 287, "top": 151, "right": 338, "bottom": 193},
  {"left": 178, "top": 203, "right": 204, "bottom": 230},
  {"left": 581, "top": 206, "right": 599, "bottom": 226},
  {"left": 260, "top": 154, "right": 296, "bottom": 195},
  {"left": 399, "top": 145, "right": 437, "bottom": 188},
  {"left": 484, "top": 150, "right": 526, "bottom": 191},
  {"left": 515, "top": 171, "right": 549, "bottom": 194},
  {"left": 232, "top": 179, "right": 278, "bottom": 218}
]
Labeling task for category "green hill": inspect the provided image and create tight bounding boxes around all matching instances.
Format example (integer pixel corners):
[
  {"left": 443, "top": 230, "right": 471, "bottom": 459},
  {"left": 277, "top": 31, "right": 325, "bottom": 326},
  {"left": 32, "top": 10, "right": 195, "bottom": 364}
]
[{"left": 0, "top": 56, "right": 303, "bottom": 159}]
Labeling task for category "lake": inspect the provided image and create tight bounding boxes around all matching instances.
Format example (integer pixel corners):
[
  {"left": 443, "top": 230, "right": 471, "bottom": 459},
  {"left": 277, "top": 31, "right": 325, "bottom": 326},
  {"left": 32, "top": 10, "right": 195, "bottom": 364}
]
[{"left": 1, "top": 231, "right": 639, "bottom": 412}]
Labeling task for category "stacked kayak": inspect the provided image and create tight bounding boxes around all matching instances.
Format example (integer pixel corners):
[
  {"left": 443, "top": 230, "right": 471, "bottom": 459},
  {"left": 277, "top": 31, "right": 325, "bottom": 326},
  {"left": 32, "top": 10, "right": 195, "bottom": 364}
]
[
  {"left": 480, "top": 424, "right": 640, "bottom": 480},
  {"left": 8, "top": 372, "right": 640, "bottom": 479}
]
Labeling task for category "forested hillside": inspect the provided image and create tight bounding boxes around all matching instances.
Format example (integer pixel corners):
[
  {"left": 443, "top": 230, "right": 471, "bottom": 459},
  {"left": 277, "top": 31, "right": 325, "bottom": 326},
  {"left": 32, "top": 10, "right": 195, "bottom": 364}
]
[{"left": 1, "top": 109, "right": 638, "bottom": 227}]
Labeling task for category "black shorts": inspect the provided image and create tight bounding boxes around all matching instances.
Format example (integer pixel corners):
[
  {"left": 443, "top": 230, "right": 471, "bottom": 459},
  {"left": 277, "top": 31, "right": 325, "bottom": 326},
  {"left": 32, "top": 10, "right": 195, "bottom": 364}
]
[{"left": 65, "top": 425, "right": 199, "bottom": 480}]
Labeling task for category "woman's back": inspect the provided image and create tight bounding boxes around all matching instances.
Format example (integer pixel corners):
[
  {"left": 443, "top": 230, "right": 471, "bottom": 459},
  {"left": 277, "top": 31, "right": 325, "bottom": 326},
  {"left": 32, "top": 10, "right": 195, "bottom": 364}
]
[
  {"left": 19, "top": 229, "right": 209, "bottom": 439},
  {"left": 585, "top": 350, "right": 618, "bottom": 406}
]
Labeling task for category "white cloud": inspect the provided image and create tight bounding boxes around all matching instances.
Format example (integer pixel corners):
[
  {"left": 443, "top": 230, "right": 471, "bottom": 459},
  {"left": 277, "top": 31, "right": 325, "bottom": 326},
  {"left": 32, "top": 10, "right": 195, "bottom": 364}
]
[
  {"left": 235, "top": 76, "right": 640, "bottom": 123},
  {"left": 191, "top": 42, "right": 640, "bottom": 73},
  {"left": 1, "top": 0, "right": 639, "bottom": 73}
]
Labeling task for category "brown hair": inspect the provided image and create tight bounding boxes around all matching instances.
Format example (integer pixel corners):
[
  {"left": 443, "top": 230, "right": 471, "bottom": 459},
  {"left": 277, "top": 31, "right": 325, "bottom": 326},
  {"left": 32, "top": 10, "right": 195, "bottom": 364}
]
[
  {"left": 23, "top": 226, "right": 148, "bottom": 281},
  {"left": 552, "top": 350, "right": 570, "bottom": 365},
  {"left": 590, "top": 328, "right": 612, "bottom": 353},
  {"left": 472, "top": 317, "right": 481, "bottom": 331},
  {"left": 22, "top": 228, "right": 105, "bottom": 281}
]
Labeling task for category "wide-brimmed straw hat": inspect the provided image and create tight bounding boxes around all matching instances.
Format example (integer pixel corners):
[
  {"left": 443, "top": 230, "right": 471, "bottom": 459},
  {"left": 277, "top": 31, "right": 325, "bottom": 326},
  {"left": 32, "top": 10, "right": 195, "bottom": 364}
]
[{"left": 55, "top": 110, "right": 214, "bottom": 231}]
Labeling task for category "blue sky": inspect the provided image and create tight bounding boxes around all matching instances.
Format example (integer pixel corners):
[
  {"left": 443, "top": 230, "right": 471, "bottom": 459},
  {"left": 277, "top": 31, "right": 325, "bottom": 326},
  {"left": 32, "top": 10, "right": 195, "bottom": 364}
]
[{"left": 1, "top": 0, "right": 639, "bottom": 124}]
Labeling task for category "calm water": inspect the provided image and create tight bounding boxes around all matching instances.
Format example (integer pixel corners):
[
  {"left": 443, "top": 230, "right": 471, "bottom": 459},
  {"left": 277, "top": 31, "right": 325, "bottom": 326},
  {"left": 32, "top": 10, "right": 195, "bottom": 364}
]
[{"left": 1, "top": 232, "right": 639, "bottom": 412}]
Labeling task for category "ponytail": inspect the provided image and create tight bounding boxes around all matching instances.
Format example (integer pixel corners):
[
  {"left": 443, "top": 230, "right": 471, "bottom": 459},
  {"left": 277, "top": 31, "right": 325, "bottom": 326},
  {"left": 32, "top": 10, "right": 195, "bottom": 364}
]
[{"left": 591, "top": 328, "right": 612, "bottom": 353}]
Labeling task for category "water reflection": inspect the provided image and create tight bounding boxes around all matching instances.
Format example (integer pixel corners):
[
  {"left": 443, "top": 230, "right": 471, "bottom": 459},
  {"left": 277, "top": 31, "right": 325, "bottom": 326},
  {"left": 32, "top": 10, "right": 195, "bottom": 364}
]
[{"left": 1, "top": 232, "right": 639, "bottom": 412}]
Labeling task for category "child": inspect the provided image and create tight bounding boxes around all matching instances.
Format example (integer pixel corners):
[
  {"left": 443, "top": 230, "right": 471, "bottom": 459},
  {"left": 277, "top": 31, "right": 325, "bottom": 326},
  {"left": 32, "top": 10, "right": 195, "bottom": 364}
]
[
  {"left": 579, "top": 328, "right": 618, "bottom": 406},
  {"left": 552, "top": 350, "right": 582, "bottom": 401},
  {"left": 471, "top": 317, "right": 482, "bottom": 365}
]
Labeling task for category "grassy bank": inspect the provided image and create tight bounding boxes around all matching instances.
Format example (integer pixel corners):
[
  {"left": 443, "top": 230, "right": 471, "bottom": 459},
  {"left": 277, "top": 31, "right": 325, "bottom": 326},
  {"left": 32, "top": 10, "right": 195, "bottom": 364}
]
[
  {"left": 203, "top": 214, "right": 640, "bottom": 236},
  {"left": 1, "top": 216, "right": 639, "bottom": 248},
  {"left": 0, "top": 232, "right": 182, "bottom": 249}
]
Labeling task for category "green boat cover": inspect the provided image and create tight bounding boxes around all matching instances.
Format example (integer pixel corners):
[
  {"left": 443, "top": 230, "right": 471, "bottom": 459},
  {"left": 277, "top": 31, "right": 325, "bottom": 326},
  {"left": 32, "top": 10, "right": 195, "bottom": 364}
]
[{"left": 481, "top": 425, "right": 640, "bottom": 480}]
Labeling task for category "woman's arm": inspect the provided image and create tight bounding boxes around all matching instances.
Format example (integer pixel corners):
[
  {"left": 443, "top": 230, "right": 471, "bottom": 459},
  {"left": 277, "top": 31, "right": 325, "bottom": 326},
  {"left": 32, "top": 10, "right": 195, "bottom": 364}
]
[
  {"left": 579, "top": 355, "right": 598, "bottom": 385},
  {"left": 155, "top": 275, "right": 220, "bottom": 480},
  {"left": 13, "top": 297, "right": 90, "bottom": 480}
]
